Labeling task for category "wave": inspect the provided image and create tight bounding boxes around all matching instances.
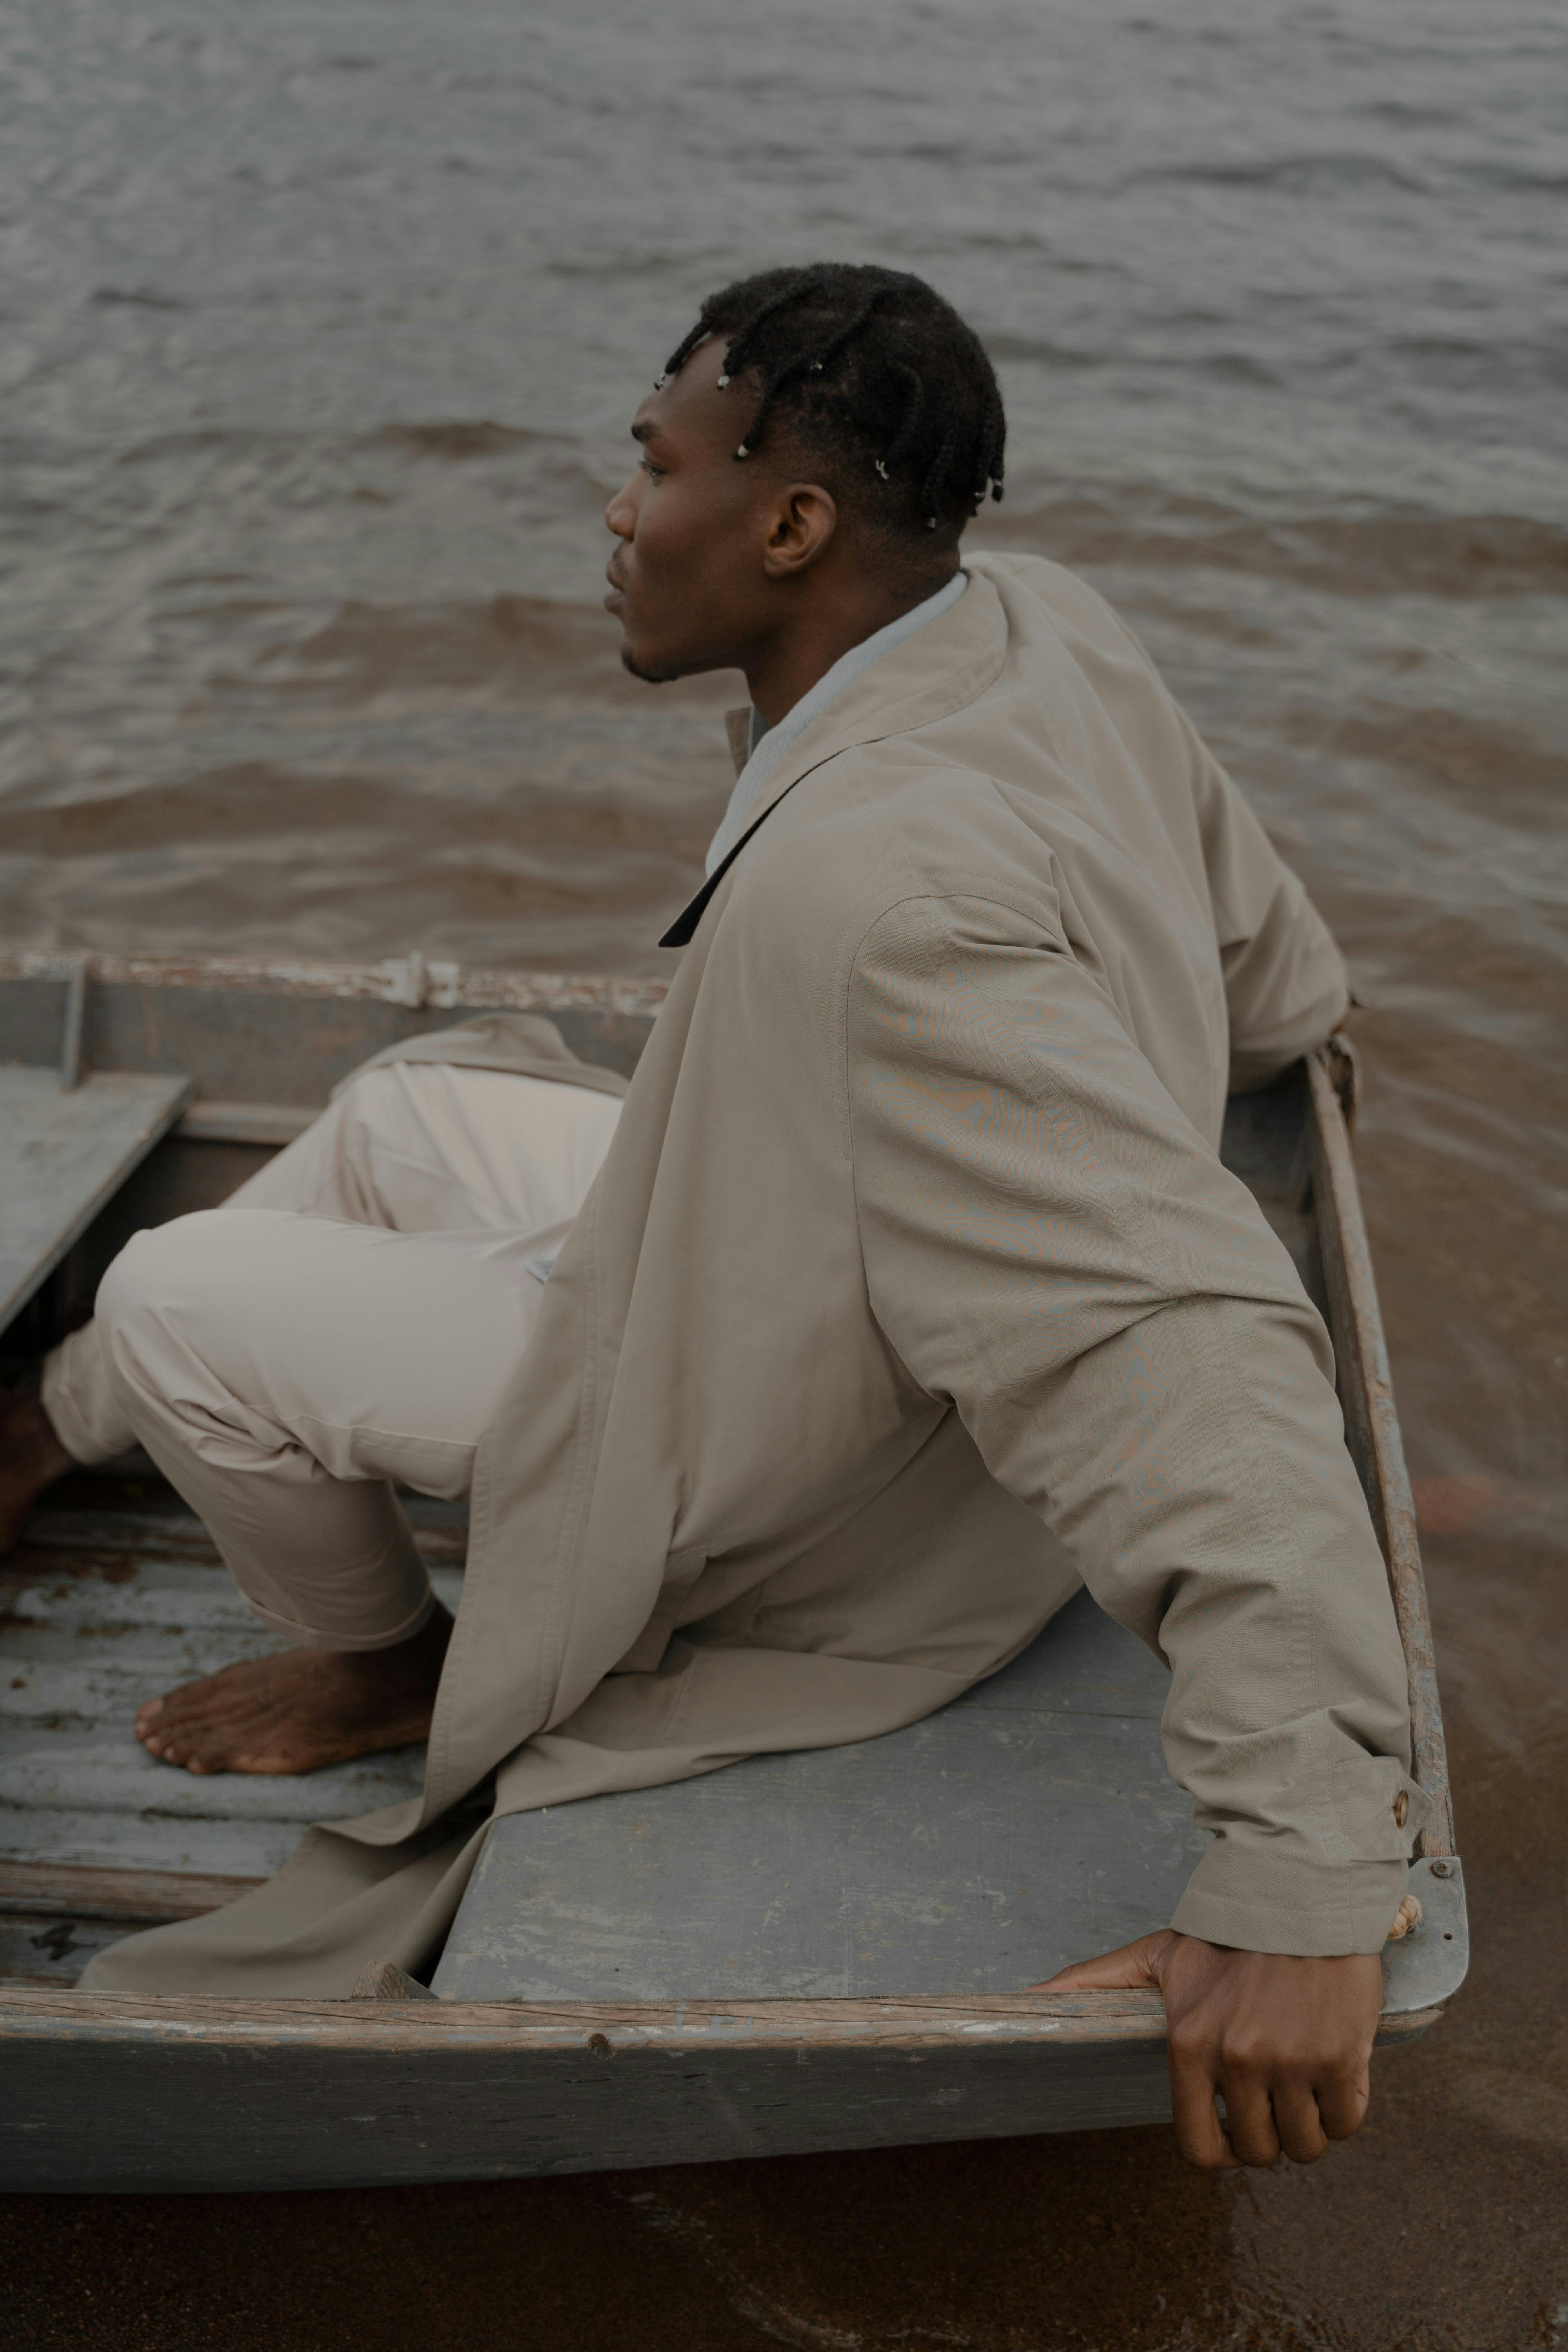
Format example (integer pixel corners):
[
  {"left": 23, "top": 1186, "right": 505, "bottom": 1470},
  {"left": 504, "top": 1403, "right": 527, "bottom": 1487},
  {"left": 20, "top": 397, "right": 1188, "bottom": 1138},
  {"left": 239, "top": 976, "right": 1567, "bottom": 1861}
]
[
  {"left": 366, "top": 421, "right": 545, "bottom": 461},
  {"left": 90, "top": 287, "right": 184, "bottom": 310},
  {"left": 981, "top": 335, "right": 1106, "bottom": 370},
  {"left": 243, "top": 593, "right": 679, "bottom": 708},
  {"left": 0, "top": 763, "right": 704, "bottom": 863},
  {"left": 1285, "top": 703, "right": 1568, "bottom": 831},
  {"left": 974, "top": 499, "right": 1568, "bottom": 600},
  {"left": 1129, "top": 154, "right": 1428, "bottom": 194},
  {"left": 106, "top": 421, "right": 557, "bottom": 471}
]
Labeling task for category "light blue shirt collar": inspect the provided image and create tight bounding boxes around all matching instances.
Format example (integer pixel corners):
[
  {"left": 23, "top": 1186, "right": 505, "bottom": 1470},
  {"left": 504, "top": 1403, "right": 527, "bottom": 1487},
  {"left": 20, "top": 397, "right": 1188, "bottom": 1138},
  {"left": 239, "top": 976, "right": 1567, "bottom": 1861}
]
[{"left": 704, "top": 572, "right": 968, "bottom": 878}]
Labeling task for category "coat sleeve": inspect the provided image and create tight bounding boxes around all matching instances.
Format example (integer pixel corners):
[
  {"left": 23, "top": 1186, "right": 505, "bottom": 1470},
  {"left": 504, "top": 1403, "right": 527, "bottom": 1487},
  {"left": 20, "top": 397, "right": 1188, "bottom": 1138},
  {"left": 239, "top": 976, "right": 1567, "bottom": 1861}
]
[
  {"left": 1094, "top": 585, "right": 1350, "bottom": 1090},
  {"left": 1181, "top": 713, "right": 1350, "bottom": 1090},
  {"left": 846, "top": 888, "right": 1422, "bottom": 1957}
]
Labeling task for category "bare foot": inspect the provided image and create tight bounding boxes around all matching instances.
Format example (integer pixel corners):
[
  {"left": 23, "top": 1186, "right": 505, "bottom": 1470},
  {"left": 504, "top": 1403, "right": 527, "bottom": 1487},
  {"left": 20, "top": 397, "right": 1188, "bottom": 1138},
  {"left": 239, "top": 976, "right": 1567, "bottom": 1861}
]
[
  {"left": 135, "top": 1602, "right": 454, "bottom": 1775},
  {"left": 0, "top": 1388, "right": 76, "bottom": 1556}
]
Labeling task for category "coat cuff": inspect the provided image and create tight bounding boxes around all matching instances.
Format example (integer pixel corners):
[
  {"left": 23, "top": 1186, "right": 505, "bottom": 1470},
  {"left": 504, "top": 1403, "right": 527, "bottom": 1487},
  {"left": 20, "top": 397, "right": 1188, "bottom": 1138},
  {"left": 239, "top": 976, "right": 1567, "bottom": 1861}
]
[{"left": 1171, "top": 1846, "right": 1411, "bottom": 1957}]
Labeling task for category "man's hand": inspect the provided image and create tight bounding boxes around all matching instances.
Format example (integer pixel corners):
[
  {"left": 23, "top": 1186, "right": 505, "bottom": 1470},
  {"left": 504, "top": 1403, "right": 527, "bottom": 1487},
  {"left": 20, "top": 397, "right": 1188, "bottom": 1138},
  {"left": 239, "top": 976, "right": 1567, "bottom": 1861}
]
[{"left": 1032, "top": 1931, "right": 1383, "bottom": 2169}]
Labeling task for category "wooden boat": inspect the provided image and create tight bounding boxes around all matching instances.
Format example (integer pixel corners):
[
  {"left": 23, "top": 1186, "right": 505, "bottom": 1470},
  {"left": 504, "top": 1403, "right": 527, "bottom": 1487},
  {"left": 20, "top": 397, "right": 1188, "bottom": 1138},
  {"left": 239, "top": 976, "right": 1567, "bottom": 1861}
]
[{"left": 0, "top": 949, "right": 1466, "bottom": 2192}]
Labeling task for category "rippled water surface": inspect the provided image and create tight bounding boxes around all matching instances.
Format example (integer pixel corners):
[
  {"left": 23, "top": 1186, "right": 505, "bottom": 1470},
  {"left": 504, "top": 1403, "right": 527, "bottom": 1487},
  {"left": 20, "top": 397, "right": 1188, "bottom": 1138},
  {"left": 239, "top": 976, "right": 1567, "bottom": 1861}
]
[{"left": 3, "top": 2, "right": 1566, "bottom": 2345}]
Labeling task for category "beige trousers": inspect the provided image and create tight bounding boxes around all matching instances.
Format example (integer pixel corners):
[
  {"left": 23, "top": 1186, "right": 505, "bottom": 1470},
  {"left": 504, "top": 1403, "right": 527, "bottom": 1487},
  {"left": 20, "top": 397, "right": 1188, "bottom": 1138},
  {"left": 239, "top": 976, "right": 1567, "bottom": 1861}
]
[{"left": 40, "top": 1063, "right": 622, "bottom": 1651}]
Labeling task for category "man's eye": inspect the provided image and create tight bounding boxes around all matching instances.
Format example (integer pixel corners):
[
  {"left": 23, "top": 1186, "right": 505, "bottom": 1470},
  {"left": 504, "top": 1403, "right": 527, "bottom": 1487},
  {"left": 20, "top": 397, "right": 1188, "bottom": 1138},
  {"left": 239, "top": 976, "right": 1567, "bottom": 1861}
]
[{"left": 639, "top": 457, "right": 664, "bottom": 480}]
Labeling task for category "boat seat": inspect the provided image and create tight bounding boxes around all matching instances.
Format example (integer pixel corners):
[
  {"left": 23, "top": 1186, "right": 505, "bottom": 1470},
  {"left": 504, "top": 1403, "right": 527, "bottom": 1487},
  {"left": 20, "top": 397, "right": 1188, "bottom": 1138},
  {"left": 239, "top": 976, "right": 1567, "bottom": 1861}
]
[
  {"left": 433, "top": 1589, "right": 1203, "bottom": 2001},
  {"left": 0, "top": 1067, "right": 193, "bottom": 1339}
]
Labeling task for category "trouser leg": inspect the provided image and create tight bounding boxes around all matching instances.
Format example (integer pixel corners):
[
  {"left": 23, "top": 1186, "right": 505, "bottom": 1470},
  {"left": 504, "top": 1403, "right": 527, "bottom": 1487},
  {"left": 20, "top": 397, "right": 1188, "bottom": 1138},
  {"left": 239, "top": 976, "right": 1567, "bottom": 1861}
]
[
  {"left": 40, "top": 1063, "right": 620, "bottom": 1465},
  {"left": 94, "top": 1207, "right": 543, "bottom": 1650}
]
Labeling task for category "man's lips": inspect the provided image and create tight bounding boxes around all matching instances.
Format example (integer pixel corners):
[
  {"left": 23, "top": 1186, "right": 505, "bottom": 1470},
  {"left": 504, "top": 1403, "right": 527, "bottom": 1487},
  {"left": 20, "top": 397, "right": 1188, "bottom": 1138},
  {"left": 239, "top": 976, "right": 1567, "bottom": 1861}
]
[{"left": 604, "top": 561, "right": 628, "bottom": 613}]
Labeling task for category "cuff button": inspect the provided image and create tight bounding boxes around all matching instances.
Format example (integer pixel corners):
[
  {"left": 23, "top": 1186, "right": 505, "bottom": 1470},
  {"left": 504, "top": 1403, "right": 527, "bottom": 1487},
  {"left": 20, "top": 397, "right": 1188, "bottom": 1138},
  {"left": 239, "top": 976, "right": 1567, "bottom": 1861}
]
[{"left": 1392, "top": 1791, "right": 1410, "bottom": 1828}]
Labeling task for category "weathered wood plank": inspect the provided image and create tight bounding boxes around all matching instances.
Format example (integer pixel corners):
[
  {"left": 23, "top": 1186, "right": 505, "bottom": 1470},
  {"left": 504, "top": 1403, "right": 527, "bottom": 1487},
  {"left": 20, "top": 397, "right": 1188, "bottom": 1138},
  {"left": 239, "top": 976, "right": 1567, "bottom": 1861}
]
[
  {"left": 352, "top": 1961, "right": 437, "bottom": 2002},
  {"left": 1307, "top": 1043, "right": 1455, "bottom": 1857},
  {"left": 0, "top": 1068, "right": 193, "bottom": 1333},
  {"left": 0, "top": 950, "right": 670, "bottom": 1019},
  {"left": 0, "top": 2014, "right": 1173, "bottom": 2189},
  {"left": 435, "top": 1593, "right": 1204, "bottom": 2004},
  {"left": 0, "top": 1861, "right": 263, "bottom": 1923},
  {"left": 0, "top": 1985, "right": 1173, "bottom": 2040},
  {"left": 0, "top": 956, "right": 664, "bottom": 1107},
  {"left": 0, "top": 1544, "right": 459, "bottom": 1880},
  {"left": 175, "top": 1101, "right": 316, "bottom": 1147},
  {"left": 0, "top": 1863, "right": 266, "bottom": 1987},
  {"left": 0, "top": 1978, "right": 1447, "bottom": 2192}
]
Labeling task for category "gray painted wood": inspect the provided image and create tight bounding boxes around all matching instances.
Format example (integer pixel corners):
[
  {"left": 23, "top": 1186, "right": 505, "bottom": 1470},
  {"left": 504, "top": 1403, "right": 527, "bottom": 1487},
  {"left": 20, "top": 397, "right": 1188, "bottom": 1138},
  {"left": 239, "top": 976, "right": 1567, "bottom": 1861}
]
[
  {"left": 0, "top": 1511, "right": 461, "bottom": 1882},
  {"left": 0, "top": 1067, "right": 192, "bottom": 1334},
  {"left": 0, "top": 1976, "right": 1449, "bottom": 2194},
  {"left": 0, "top": 1909, "right": 131, "bottom": 1987},
  {"left": 0, "top": 964, "right": 650, "bottom": 1103},
  {"left": 435, "top": 1593, "right": 1207, "bottom": 2002},
  {"left": 0, "top": 2014, "right": 1179, "bottom": 2191}
]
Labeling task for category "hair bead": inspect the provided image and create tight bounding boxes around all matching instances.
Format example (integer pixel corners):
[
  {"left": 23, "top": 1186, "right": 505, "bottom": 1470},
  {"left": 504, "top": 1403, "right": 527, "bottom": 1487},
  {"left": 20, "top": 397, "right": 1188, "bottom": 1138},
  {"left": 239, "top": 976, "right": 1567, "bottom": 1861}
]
[{"left": 659, "top": 264, "right": 1006, "bottom": 537}]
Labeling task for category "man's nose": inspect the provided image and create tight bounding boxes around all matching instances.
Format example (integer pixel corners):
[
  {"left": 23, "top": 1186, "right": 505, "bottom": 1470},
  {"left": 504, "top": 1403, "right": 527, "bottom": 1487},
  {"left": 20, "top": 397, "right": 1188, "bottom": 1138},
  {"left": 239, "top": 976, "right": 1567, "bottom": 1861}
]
[{"left": 604, "top": 479, "right": 637, "bottom": 539}]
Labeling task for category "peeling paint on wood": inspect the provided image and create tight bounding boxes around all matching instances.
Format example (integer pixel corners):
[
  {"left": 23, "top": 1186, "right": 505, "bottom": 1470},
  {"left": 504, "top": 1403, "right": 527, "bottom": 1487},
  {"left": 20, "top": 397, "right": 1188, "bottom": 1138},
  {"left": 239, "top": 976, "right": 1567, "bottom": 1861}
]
[
  {"left": 0, "top": 1862, "right": 265, "bottom": 1923},
  {"left": 0, "top": 950, "right": 669, "bottom": 1020},
  {"left": 0, "top": 1068, "right": 193, "bottom": 1332}
]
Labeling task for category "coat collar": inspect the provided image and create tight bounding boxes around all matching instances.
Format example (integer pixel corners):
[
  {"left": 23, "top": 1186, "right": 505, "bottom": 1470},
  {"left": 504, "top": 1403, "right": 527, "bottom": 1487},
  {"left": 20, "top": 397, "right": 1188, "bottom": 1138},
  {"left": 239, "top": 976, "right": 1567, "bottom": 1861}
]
[
  {"left": 723, "top": 706, "right": 752, "bottom": 778},
  {"left": 660, "top": 560, "right": 1010, "bottom": 949}
]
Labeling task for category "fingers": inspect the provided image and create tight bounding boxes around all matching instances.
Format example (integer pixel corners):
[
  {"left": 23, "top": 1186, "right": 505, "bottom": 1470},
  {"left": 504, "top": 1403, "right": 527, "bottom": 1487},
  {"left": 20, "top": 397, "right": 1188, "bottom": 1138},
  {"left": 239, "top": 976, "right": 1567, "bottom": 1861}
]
[
  {"left": 1155, "top": 1939, "right": 1383, "bottom": 2169},
  {"left": 1167, "top": 2040, "right": 1241, "bottom": 2171},
  {"left": 1268, "top": 2080, "right": 1330, "bottom": 2165},
  {"left": 1216, "top": 2067, "right": 1285, "bottom": 2167},
  {"left": 1315, "top": 2056, "right": 1372, "bottom": 2142},
  {"left": 1029, "top": 1931, "right": 1174, "bottom": 1993}
]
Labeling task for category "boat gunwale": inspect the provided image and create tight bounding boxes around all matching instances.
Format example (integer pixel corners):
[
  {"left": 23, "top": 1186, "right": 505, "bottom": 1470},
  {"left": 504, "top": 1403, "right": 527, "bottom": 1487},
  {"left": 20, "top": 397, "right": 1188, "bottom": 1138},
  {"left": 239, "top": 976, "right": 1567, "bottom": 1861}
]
[
  {"left": 0, "top": 1982, "right": 1446, "bottom": 2052},
  {"left": 1304, "top": 1044, "right": 1454, "bottom": 1856},
  {"left": 0, "top": 949, "right": 670, "bottom": 1019}
]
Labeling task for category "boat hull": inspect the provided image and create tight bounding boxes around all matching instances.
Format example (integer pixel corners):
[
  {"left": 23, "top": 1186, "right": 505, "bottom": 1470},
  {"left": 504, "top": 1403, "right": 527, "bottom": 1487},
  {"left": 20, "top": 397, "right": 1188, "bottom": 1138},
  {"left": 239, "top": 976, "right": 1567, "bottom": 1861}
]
[{"left": 0, "top": 954, "right": 1466, "bottom": 2189}]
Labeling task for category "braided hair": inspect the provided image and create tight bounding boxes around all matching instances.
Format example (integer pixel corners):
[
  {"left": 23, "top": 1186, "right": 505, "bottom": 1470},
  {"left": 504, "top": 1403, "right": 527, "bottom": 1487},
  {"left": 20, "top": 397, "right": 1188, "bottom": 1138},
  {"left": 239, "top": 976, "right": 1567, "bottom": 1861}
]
[{"left": 658, "top": 264, "right": 1005, "bottom": 548}]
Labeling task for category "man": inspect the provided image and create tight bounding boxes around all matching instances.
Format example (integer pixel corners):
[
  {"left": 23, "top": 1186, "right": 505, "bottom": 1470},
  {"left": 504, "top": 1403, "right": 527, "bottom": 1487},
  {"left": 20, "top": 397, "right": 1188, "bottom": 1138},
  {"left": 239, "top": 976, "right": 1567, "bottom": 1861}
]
[{"left": 0, "top": 264, "right": 1423, "bottom": 2172}]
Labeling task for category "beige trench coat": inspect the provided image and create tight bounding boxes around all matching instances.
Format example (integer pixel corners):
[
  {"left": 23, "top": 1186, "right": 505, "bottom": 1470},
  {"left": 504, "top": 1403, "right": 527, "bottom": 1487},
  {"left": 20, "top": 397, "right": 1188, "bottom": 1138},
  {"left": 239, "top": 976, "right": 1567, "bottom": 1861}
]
[{"left": 85, "top": 553, "right": 1422, "bottom": 1996}]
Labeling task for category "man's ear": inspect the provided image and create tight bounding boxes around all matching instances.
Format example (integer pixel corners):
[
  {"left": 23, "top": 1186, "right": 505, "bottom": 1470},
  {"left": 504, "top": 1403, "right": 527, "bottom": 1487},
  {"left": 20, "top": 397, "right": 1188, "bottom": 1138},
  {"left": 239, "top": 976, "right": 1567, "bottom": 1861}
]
[{"left": 761, "top": 483, "right": 838, "bottom": 579}]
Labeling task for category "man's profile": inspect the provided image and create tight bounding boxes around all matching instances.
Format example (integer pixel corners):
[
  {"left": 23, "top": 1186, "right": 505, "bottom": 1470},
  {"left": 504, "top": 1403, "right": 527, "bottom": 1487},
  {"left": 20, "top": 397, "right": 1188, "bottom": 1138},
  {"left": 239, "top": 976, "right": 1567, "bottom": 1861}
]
[{"left": 0, "top": 263, "right": 1423, "bottom": 2171}]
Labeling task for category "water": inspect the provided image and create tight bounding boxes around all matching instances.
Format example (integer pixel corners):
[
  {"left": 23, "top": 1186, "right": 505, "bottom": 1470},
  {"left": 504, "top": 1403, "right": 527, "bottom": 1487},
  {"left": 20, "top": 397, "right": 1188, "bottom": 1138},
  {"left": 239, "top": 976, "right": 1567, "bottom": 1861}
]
[{"left": 2, "top": 1, "right": 1566, "bottom": 2343}]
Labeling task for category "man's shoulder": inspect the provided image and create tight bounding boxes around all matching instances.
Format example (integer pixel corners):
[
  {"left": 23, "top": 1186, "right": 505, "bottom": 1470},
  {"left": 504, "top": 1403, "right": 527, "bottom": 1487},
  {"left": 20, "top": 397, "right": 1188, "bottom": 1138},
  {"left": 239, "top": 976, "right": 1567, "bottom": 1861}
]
[
  {"left": 710, "top": 550, "right": 1189, "bottom": 965},
  {"left": 964, "top": 547, "right": 1150, "bottom": 650},
  {"left": 730, "top": 739, "right": 1062, "bottom": 965}
]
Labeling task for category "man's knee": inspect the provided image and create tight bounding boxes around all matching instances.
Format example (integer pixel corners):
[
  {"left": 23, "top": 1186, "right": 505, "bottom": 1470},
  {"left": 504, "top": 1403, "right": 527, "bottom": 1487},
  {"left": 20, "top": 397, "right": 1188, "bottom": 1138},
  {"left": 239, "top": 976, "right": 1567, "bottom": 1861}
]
[
  {"left": 336, "top": 1063, "right": 417, "bottom": 1146},
  {"left": 95, "top": 1211, "right": 256, "bottom": 1384}
]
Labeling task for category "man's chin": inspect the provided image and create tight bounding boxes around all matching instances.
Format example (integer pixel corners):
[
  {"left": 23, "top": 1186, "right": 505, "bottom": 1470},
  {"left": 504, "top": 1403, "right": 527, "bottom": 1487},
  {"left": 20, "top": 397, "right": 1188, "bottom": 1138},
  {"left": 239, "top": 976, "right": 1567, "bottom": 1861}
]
[{"left": 619, "top": 648, "right": 688, "bottom": 686}]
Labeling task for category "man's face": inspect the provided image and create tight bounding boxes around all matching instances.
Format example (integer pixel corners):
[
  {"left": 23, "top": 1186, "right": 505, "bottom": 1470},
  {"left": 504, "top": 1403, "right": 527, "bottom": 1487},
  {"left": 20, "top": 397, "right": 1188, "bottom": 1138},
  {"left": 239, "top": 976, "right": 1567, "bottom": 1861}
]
[{"left": 604, "top": 350, "right": 808, "bottom": 683}]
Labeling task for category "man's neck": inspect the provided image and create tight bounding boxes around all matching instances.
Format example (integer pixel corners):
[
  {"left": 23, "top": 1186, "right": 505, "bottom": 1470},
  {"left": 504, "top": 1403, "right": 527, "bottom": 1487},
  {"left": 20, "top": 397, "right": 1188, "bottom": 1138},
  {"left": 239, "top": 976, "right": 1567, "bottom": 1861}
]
[{"left": 743, "top": 568, "right": 960, "bottom": 728}]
